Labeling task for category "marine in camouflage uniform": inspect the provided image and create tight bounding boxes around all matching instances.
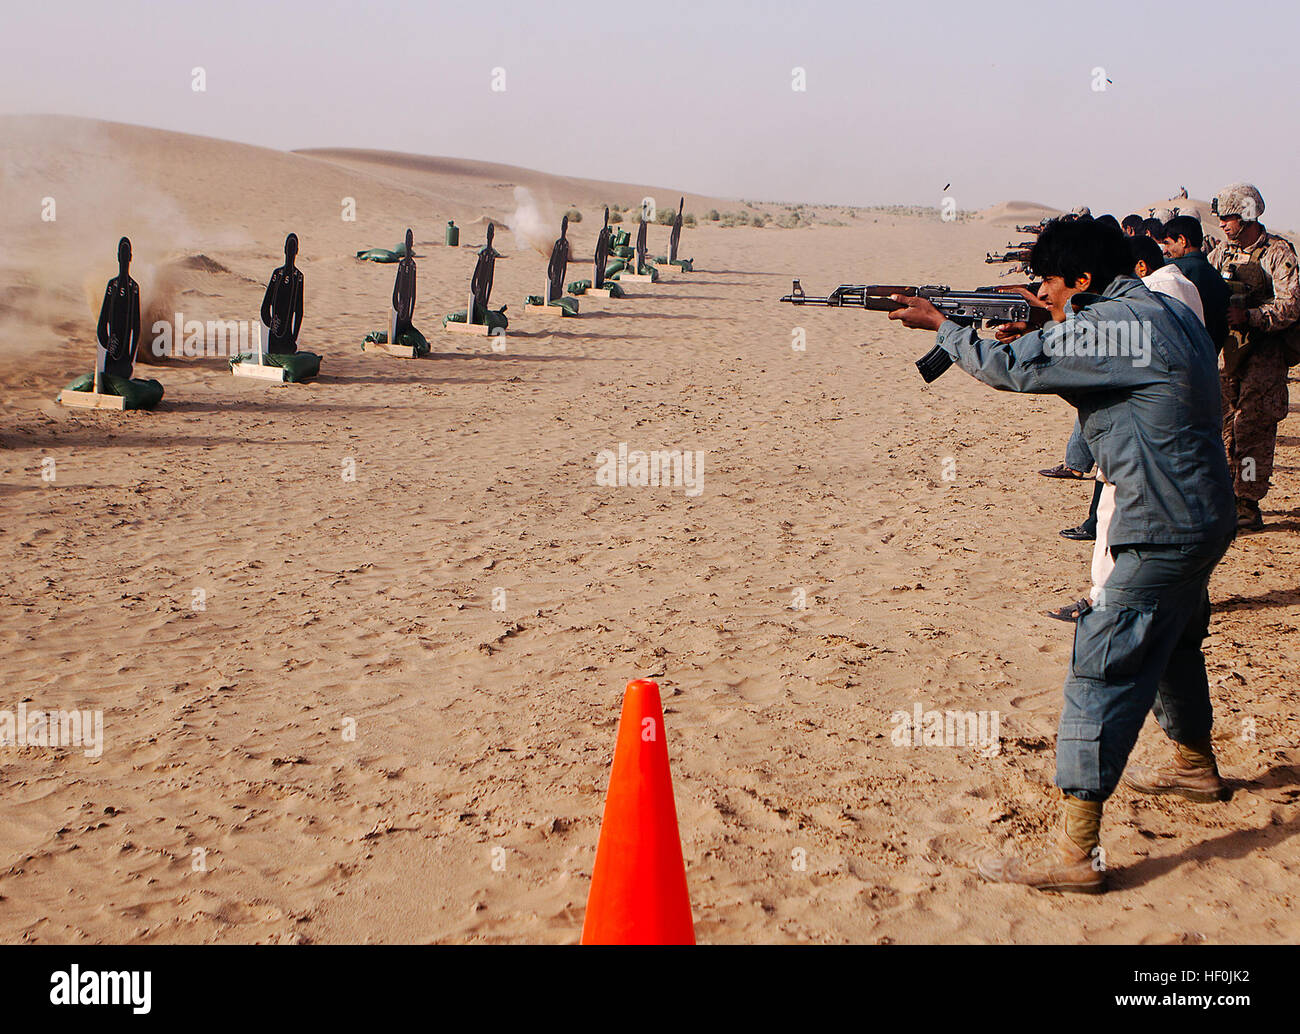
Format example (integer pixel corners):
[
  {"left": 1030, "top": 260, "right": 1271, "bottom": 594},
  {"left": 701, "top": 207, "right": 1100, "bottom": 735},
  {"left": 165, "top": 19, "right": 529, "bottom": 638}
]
[{"left": 1206, "top": 183, "right": 1300, "bottom": 531}]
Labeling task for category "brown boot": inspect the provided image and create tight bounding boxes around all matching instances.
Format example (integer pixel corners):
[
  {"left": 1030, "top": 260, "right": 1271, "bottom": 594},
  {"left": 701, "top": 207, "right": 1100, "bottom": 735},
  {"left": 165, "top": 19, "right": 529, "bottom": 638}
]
[
  {"left": 1123, "top": 741, "right": 1228, "bottom": 803},
  {"left": 1236, "top": 499, "right": 1264, "bottom": 532},
  {"left": 978, "top": 797, "right": 1106, "bottom": 894}
]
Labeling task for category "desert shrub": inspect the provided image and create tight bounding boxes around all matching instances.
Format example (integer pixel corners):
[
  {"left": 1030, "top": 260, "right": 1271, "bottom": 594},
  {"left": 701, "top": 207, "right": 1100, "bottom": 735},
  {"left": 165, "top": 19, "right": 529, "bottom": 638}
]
[
  {"left": 565, "top": 208, "right": 582, "bottom": 223},
  {"left": 707, "top": 209, "right": 720, "bottom": 221}
]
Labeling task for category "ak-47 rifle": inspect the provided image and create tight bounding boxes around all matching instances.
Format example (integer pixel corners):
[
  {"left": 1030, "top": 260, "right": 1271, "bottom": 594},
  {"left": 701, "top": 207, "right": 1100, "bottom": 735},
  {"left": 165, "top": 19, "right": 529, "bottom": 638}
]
[
  {"left": 985, "top": 242, "right": 1036, "bottom": 264},
  {"left": 1015, "top": 222, "right": 1047, "bottom": 235},
  {"left": 779, "top": 280, "right": 1047, "bottom": 383}
]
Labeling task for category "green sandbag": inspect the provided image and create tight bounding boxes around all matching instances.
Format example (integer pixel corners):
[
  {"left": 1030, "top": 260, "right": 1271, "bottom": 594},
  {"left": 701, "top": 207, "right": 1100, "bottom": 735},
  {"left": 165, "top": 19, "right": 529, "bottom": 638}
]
[
  {"left": 229, "top": 352, "right": 322, "bottom": 381},
  {"left": 525, "top": 295, "right": 579, "bottom": 316},
  {"left": 570, "top": 279, "right": 625, "bottom": 298},
  {"left": 612, "top": 264, "right": 659, "bottom": 282},
  {"left": 442, "top": 303, "right": 508, "bottom": 332},
  {"left": 363, "top": 328, "right": 430, "bottom": 356},
  {"left": 355, "top": 242, "right": 416, "bottom": 263},
  {"left": 653, "top": 255, "right": 694, "bottom": 271},
  {"left": 604, "top": 259, "right": 626, "bottom": 279},
  {"left": 610, "top": 229, "right": 630, "bottom": 248},
  {"left": 612, "top": 245, "right": 634, "bottom": 259},
  {"left": 64, "top": 372, "right": 164, "bottom": 410}
]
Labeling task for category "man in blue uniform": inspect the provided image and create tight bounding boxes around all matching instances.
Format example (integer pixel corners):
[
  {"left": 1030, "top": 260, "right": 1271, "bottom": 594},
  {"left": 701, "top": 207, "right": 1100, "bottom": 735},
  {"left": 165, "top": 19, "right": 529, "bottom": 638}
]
[{"left": 889, "top": 218, "right": 1236, "bottom": 893}]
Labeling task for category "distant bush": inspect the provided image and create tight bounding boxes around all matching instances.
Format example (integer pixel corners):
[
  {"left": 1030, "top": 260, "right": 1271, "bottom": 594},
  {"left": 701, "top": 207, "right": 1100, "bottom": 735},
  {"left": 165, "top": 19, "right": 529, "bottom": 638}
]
[
  {"left": 684, "top": 214, "right": 696, "bottom": 227},
  {"left": 609, "top": 211, "right": 623, "bottom": 223},
  {"left": 720, "top": 210, "right": 765, "bottom": 228},
  {"left": 773, "top": 207, "right": 813, "bottom": 229},
  {"left": 565, "top": 208, "right": 582, "bottom": 223},
  {"left": 707, "top": 209, "right": 720, "bottom": 221}
]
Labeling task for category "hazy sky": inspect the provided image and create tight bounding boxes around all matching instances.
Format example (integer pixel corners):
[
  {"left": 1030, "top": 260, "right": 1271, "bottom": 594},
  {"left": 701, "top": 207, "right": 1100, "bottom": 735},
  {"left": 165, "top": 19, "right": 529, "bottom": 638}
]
[{"left": 3, "top": 0, "right": 1298, "bottom": 225}]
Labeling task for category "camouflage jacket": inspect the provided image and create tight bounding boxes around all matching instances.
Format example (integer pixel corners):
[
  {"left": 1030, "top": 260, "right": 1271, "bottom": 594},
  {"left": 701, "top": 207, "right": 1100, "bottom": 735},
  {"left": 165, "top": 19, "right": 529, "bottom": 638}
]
[{"left": 1207, "top": 227, "right": 1300, "bottom": 334}]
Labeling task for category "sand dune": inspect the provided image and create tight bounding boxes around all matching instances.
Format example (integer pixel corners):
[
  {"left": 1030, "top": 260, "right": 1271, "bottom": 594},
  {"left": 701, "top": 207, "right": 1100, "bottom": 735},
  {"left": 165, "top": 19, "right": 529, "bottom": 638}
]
[
  {"left": 976, "top": 201, "right": 1062, "bottom": 227},
  {"left": 0, "top": 117, "right": 1297, "bottom": 944}
]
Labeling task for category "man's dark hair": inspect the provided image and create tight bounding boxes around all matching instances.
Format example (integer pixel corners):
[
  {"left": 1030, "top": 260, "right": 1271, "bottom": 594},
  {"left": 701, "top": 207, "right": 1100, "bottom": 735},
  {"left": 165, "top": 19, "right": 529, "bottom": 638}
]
[
  {"left": 1029, "top": 217, "right": 1132, "bottom": 293},
  {"left": 1141, "top": 218, "right": 1164, "bottom": 238},
  {"left": 1121, "top": 214, "right": 1144, "bottom": 233},
  {"left": 1127, "top": 234, "right": 1166, "bottom": 273},
  {"left": 1163, "top": 215, "right": 1204, "bottom": 249},
  {"left": 1095, "top": 214, "right": 1121, "bottom": 233}
]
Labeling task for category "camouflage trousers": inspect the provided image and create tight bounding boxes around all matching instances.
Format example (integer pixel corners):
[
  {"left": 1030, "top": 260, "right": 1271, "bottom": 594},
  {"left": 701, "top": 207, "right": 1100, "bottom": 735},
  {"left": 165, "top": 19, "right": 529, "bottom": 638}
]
[{"left": 1221, "top": 338, "right": 1290, "bottom": 503}]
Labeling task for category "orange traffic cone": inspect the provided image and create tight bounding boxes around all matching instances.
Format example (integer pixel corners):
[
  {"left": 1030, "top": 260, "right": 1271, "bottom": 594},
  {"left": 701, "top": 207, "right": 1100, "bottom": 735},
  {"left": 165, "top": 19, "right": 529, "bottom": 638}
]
[{"left": 581, "top": 678, "right": 695, "bottom": 944}]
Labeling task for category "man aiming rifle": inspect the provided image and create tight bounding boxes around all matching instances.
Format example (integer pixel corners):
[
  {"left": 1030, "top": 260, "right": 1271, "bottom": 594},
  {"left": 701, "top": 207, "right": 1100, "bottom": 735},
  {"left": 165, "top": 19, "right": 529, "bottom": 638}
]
[{"left": 886, "top": 217, "right": 1235, "bottom": 893}]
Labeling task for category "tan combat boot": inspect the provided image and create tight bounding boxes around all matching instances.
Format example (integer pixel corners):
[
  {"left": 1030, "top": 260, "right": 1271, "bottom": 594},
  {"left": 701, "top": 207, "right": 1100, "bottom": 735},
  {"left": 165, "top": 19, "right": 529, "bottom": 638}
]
[
  {"left": 977, "top": 796, "right": 1106, "bottom": 894},
  {"left": 1236, "top": 499, "right": 1264, "bottom": 532},
  {"left": 1122, "top": 740, "right": 1229, "bottom": 803}
]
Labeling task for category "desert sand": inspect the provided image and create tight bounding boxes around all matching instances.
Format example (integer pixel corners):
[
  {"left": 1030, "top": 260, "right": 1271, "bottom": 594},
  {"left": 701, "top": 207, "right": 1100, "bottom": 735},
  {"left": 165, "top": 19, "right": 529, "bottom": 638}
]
[{"left": 1, "top": 116, "right": 1297, "bottom": 944}]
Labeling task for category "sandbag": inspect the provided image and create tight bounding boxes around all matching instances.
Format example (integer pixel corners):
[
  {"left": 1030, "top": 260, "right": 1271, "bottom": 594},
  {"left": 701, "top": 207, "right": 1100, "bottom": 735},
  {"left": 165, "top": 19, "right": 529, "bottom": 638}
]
[
  {"left": 63, "top": 372, "right": 164, "bottom": 410},
  {"left": 654, "top": 255, "right": 694, "bottom": 272},
  {"left": 355, "top": 241, "right": 415, "bottom": 263},
  {"left": 229, "top": 351, "right": 322, "bottom": 381},
  {"left": 611, "top": 245, "right": 634, "bottom": 259},
  {"left": 525, "top": 295, "right": 579, "bottom": 316},
  {"left": 604, "top": 259, "right": 626, "bottom": 279},
  {"left": 610, "top": 229, "right": 630, "bottom": 248},
  {"left": 364, "top": 328, "right": 430, "bottom": 356},
  {"left": 570, "top": 279, "right": 625, "bottom": 298},
  {"left": 612, "top": 264, "right": 659, "bottom": 282},
  {"left": 442, "top": 303, "right": 508, "bottom": 332}
]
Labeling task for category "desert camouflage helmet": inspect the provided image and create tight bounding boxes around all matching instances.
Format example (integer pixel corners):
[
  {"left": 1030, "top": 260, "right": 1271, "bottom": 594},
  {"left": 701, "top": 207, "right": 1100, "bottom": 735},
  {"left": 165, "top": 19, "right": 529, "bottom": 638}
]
[{"left": 1212, "top": 182, "right": 1265, "bottom": 221}]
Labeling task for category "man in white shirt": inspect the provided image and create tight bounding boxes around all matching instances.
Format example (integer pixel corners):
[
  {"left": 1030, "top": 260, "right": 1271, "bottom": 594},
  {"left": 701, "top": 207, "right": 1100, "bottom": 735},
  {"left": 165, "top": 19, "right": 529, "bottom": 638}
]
[{"left": 1130, "top": 234, "right": 1205, "bottom": 324}]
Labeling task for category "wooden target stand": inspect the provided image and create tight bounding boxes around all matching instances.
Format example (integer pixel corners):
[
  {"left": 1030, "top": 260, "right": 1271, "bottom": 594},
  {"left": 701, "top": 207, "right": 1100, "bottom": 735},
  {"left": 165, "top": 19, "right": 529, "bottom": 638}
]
[
  {"left": 523, "top": 283, "right": 579, "bottom": 319},
  {"left": 232, "top": 324, "right": 287, "bottom": 382},
  {"left": 362, "top": 340, "right": 420, "bottom": 358},
  {"left": 619, "top": 267, "right": 655, "bottom": 285},
  {"left": 444, "top": 290, "right": 495, "bottom": 336},
  {"left": 363, "top": 309, "right": 421, "bottom": 358},
  {"left": 57, "top": 371, "right": 126, "bottom": 410}
]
